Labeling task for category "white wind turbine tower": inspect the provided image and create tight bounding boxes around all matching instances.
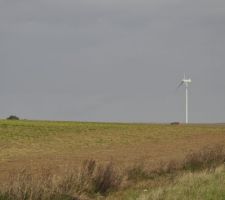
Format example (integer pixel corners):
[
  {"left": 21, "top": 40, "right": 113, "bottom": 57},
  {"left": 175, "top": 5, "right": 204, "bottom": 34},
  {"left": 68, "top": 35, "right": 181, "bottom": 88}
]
[{"left": 178, "top": 74, "right": 192, "bottom": 124}]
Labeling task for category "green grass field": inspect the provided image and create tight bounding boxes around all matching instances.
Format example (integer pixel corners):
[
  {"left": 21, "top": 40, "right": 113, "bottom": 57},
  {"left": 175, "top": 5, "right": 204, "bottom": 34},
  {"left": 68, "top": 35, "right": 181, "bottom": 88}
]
[{"left": 0, "top": 120, "right": 225, "bottom": 199}]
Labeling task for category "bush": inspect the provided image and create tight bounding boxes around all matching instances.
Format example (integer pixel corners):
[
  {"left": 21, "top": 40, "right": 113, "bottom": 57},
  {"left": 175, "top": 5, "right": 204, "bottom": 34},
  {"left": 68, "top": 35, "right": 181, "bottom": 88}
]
[{"left": 7, "top": 115, "right": 19, "bottom": 120}]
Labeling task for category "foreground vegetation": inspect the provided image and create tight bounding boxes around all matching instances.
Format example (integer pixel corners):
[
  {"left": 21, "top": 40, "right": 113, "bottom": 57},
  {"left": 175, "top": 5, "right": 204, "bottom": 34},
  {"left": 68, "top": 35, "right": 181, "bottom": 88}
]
[
  {"left": 0, "top": 120, "right": 225, "bottom": 199},
  {"left": 111, "top": 165, "right": 225, "bottom": 200},
  {"left": 0, "top": 145, "right": 224, "bottom": 200}
]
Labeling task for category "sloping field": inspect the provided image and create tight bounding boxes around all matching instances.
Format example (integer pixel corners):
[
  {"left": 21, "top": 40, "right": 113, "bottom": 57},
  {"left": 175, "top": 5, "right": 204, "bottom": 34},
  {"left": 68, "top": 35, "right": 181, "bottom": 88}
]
[{"left": 0, "top": 120, "right": 225, "bottom": 180}]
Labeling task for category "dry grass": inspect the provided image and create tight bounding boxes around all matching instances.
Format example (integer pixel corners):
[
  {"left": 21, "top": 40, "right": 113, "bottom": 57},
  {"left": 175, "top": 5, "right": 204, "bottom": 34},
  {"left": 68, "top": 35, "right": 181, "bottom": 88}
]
[
  {"left": 60, "top": 159, "right": 121, "bottom": 195},
  {"left": 0, "top": 145, "right": 224, "bottom": 199},
  {"left": 183, "top": 145, "right": 225, "bottom": 171},
  {"left": 0, "top": 160, "right": 122, "bottom": 200},
  {"left": 135, "top": 165, "right": 225, "bottom": 200},
  {"left": 126, "top": 145, "right": 225, "bottom": 182}
]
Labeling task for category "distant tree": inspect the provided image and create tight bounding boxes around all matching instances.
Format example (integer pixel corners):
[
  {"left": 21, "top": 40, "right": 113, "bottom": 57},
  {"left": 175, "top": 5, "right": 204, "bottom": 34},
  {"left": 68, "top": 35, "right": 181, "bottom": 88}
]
[{"left": 7, "top": 115, "right": 19, "bottom": 120}]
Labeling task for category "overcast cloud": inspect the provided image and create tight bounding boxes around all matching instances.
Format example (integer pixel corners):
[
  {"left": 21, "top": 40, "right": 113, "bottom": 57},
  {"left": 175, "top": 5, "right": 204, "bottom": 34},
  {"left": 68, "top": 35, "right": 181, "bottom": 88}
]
[{"left": 0, "top": 0, "right": 225, "bottom": 123}]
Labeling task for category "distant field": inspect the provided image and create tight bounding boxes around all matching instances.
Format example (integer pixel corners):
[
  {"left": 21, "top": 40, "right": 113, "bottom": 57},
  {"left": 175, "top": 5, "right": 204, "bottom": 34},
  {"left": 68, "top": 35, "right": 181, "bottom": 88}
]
[{"left": 0, "top": 120, "right": 225, "bottom": 178}]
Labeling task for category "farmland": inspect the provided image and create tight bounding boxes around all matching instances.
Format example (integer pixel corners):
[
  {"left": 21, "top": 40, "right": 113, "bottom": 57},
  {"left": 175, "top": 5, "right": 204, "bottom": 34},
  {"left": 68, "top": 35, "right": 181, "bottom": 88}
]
[{"left": 0, "top": 120, "right": 225, "bottom": 199}]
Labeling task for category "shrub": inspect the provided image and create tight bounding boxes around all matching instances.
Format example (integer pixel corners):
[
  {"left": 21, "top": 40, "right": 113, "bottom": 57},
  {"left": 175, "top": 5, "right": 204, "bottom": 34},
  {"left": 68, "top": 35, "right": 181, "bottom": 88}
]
[{"left": 7, "top": 115, "right": 19, "bottom": 120}]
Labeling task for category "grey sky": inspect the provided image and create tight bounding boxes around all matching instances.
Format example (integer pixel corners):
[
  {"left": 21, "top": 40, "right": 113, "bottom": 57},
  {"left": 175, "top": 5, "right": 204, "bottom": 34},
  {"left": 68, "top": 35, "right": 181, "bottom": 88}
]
[{"left": 0, "top": 0, "right": 225, "bottom": 123}]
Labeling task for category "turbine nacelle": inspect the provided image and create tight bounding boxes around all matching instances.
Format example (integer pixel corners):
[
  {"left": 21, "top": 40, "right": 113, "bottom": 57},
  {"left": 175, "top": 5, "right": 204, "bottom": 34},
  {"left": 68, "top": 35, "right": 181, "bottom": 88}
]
[
  {"left": 178, "top": 78, "right": 192, "bottom": 88},
  {"left": 182, "top": 79, "right": 192, "bottom": 83}
]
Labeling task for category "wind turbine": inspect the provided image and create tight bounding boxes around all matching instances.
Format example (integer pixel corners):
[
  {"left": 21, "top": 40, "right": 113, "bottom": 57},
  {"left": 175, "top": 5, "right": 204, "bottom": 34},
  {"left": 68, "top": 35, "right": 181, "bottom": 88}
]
[{"left": 178, "top": 74, "right": 192, "bottom": 124}]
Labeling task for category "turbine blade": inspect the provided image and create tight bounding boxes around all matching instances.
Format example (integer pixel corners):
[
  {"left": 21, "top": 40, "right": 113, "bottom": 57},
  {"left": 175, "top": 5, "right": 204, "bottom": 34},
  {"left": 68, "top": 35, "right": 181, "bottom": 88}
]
[{"left": 177, "top": 81, "right": 184, "bottom": 88}]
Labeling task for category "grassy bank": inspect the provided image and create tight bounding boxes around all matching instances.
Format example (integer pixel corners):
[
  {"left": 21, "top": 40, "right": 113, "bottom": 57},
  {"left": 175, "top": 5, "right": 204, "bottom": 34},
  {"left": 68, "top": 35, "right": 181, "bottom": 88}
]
[{"left": 108, "top": 166, "right": 225, "bottom": 200}]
